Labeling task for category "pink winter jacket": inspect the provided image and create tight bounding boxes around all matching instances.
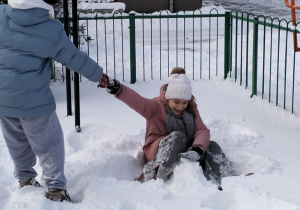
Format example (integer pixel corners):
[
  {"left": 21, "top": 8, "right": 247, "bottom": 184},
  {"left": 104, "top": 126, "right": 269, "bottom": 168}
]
[{"left": 115, "top": 84, "right": 210, "bottom": 162}]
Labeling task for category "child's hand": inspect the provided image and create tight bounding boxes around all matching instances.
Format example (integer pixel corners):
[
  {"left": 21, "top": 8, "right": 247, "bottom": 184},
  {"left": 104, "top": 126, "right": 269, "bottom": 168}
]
[
  {"left": 97, "top": 73, "right": 109, "bottom": 88},
  {"left": 179, "top": 150, "right": 202, "bottom": 161},
  {"left": 97, "top": 74, "right": 121, "bottom": 94},
  {"left": 179, "top": 146, "right": 204, "bottom": 162},
  {"left": 106, "top": 79, "right": 120, "bottom": 94}
]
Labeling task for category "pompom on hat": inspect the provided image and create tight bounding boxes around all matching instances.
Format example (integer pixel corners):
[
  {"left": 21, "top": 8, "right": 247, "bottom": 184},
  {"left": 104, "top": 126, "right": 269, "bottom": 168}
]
[{"left": 165, "top": 74, "right": 192, "bottom": 100}]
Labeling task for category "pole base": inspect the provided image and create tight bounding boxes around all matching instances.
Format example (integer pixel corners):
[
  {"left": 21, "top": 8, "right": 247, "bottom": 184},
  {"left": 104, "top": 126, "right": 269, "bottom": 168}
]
[{"left": 75, "top": 125, "right": 81, "bottom": 133}]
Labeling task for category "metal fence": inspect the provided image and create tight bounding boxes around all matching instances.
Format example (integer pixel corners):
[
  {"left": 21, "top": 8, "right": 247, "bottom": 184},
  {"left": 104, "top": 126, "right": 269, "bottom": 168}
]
[
  {"left": 57, "top": 9, "right": 224, "bottom": 82},
  {"left": 227, "top": 10, "right": 300, "bottom": 114},
  {"left": 56, "top": 9, "right": 300, "bottom": 114}
]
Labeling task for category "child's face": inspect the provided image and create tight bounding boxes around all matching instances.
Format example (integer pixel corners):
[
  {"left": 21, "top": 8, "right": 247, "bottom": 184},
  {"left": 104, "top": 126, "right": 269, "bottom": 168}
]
[{"left": 168, "top": 99, "right": 189, "bottom": 115}]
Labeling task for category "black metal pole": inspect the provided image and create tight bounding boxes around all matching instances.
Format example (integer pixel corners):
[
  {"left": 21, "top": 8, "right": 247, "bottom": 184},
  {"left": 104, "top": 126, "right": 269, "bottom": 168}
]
[
  {"left": 63, "top": 0, "right": 72, "bottom": 116},
  {"left": 72, "top": 0, "right": 81, "bottom": 132}
]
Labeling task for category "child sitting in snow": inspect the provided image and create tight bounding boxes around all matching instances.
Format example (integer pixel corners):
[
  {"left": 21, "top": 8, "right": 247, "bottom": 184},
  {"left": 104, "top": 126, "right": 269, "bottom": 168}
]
[{"left": 99, "top": 67, "right": 237, "bottom": 190}]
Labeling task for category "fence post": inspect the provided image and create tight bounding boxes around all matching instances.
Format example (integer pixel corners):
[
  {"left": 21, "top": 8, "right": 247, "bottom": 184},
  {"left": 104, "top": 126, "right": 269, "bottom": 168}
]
[
  {"left": 72, "top": 0, "right": 81, "bottom": 132},
  {"left": 251, "top": 16, "right": 258, "bottom": 97},
  {"left": 129, "top": 13, "right": 136, "bottom": 84},
  {"left": 224, "top": 11, "right": 231, "bottom": 79},
  {"left": 63, "top": 0, "right": 72, "bottom": 116},
  {"left": 50, "top": 59, "right": 55, "bottom": 81}
]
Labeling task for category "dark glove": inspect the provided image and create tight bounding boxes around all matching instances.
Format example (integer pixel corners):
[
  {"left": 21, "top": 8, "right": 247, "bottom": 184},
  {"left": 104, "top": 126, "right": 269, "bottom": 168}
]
[
  {"left": 98, "top": 74, "right": 120, "bottom": 94},
  {"left": 179, "top": 146, "right": 204, "bottom": 162},
  {"left": 106, "top": 79, "right": 120, "bottom": 94}
]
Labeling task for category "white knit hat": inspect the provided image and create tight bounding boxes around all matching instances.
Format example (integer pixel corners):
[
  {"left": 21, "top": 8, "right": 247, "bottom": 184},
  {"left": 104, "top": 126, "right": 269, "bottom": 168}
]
[{"left": 165, "top": 74, "right": 192, "bottom": 100}]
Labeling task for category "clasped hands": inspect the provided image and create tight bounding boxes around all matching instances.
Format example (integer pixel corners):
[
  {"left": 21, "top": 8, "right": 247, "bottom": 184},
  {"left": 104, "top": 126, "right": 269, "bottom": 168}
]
[{"left": 98, "top": 73, "right": 120, "bottom": 94}]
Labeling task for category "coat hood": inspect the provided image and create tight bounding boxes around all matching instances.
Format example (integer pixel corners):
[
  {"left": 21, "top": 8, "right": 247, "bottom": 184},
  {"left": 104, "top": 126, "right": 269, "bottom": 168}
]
[{"left": 8, "top": 0, "right": 54, "bottom": 18}]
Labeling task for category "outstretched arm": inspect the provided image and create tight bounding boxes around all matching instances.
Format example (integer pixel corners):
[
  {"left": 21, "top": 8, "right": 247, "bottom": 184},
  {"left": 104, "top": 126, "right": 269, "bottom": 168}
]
[
  {"left": 98, "top": 75, "right": 159, "bottom": 119},
  {"left": 51, "top": 25, "right": 103, "bottom": 82}
]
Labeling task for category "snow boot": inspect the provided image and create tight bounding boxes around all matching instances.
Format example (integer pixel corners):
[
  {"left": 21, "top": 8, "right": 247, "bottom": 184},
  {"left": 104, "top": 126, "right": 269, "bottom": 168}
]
[
  {"left": 156, "top": 164, "right": 173, "bottom": 182},
  {"left": 45, "top": 189, "right": 71, "bottom": 202},
  {"left": 137, "top": 164, "right": 173, "bottom": 183},
  {"left": 19, "top": 178, "right": 41, "bottom": 189},
  {"left": 137, "top": 163, "right": 160, "bottom": 182}
]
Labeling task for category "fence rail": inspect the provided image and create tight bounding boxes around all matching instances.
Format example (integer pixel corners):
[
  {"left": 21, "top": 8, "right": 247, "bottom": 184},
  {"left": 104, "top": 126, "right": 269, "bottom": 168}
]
[
  {"left": 228, "top": 10, "right": 300, "bottom": 114},
  {"left": 55, "top": 9, "right": 300, "bottom": 114}
]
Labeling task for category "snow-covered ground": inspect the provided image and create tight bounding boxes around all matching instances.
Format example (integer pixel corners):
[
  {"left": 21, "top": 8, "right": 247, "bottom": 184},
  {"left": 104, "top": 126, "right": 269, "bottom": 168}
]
[
  {"left": 203, "top": 0, "right": 300, "bottom": 21},
  {"left": 78, "top": 2, "right": 125, "bottom": 12},
  {"left": 1, "top": 4, "right": 300, "bottom": 210}
]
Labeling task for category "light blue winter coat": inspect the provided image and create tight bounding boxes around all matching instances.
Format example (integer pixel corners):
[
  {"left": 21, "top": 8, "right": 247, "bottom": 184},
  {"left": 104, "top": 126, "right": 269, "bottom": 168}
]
[{"left": 0, "top": 5, "right": 103, "bottom": 118}]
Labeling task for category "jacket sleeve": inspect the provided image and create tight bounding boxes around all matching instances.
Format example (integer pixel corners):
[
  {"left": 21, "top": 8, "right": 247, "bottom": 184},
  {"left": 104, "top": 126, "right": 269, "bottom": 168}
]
[
  {"left": 50, "top": 22, "right": 103, "bottom": 82},
  {"left": 191, "top": 101, "right": 210, "bottom": 151},
  {"left": 115, "top": 84, "right": 160, "bottom": 120}
]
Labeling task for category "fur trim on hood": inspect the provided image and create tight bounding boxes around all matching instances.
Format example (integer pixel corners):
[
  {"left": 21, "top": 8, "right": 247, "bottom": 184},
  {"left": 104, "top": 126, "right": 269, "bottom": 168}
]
[{"left": 8, "top": 0, "right": 54, "bottom": 18}]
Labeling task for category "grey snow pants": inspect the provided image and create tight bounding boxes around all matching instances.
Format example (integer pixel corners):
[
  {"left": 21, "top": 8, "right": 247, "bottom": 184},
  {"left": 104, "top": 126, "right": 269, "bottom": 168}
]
[
  {"left": 202, "top": 141, "right": 238, "bottom": 185},
  {"left": 0, "top": 111, "right": 67, "bottom": 191},
  {"left": 143, "top": 131, "right": 237, "bottom": 184}
]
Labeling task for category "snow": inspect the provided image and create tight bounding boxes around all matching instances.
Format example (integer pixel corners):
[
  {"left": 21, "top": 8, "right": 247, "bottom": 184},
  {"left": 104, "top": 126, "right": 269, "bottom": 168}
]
[
  {"left": 78, "top": 2, "right": 125, "bottom": 11},
  {"left": 1, "top": 4, "right": 300, "bottom": 210}
]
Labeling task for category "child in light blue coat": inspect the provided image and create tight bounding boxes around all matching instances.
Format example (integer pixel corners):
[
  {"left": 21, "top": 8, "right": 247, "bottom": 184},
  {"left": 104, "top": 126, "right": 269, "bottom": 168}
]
[{"left": 0, "top": 0, "right": 103, "bottom": 202}]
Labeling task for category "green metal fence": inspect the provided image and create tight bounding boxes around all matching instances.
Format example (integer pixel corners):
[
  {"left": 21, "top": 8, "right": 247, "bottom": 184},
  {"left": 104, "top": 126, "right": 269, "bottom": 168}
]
[
  {"left": 57, "top": 9, "right": 224, "bottom": 82},
  {"left": 56, "top": 9, "right": 300, "bottom": 114},
  {"left": 227, "top": 10, "right": 300, "bottom": 114}
]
